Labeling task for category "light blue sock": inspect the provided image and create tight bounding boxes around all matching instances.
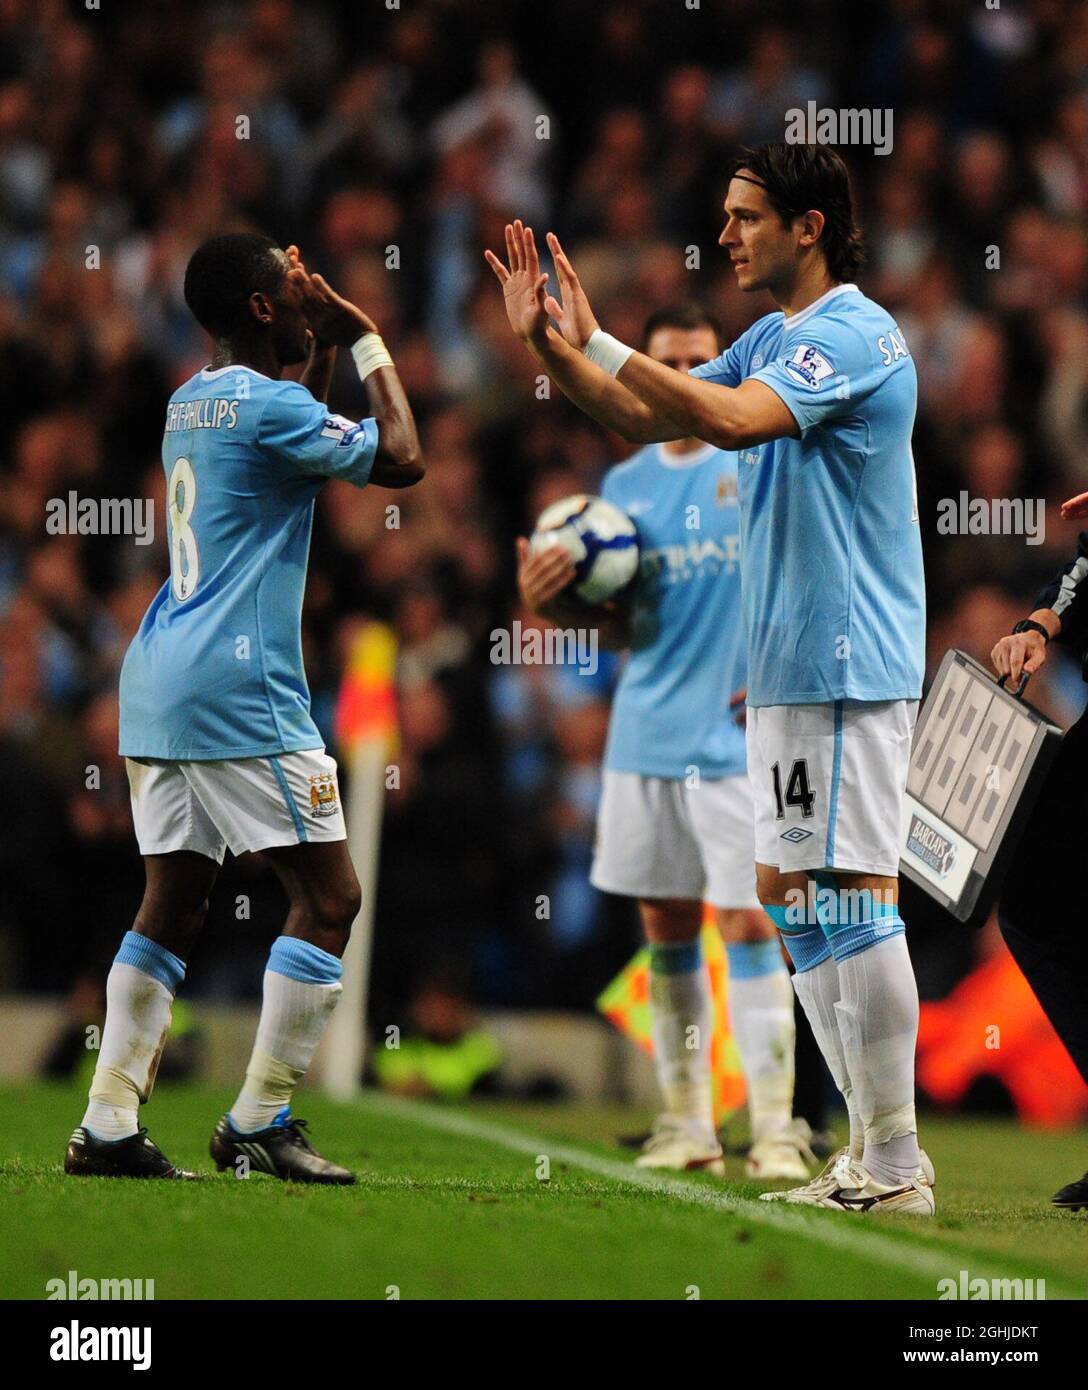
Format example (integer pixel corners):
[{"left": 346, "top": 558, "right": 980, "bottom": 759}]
[
  {"left": 822, "top": 894, "right": 905, "bottom": 962},
  {"left": 647, "top": 937, "right": 714, "bottom": 1131},
  {"left": 82, "top": 933, "right": 187, "bottom": 1141},
  {"left": 765, "top": 903, "right": 831, "bottom": 974},
  {"left": 724, "top": 938, "right": 785, "bottom": 979},
  {"left": 725, "top": 938, "right": 795, "bottom": 1140},
  {"left": 229, "top": 936, "right": 344, "bottom": 1135},
  {"left": 766, "top": 894, "right": 862, "bottom": 1154},
  {"left": 114, "top": 930, "right": 186, "bottom": 993}
]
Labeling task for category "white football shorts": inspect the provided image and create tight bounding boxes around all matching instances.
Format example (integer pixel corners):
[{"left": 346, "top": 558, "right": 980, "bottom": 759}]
[
  {"left": 746, "top": 700, "right": 918, "bottom": 876},
  {"left": 125, "top": 749, "right": 346, "bottom": 863},
  {"left": 590, "top": 769, "right": 760, "bottom": 908}
]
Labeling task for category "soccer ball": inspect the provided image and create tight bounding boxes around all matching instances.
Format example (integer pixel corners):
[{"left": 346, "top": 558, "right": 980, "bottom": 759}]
[{"left": 530, "top": 494, "right": 639, "bottom": 605}]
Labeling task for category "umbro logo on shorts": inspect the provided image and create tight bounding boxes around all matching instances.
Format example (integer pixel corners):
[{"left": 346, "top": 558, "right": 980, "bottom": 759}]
[{"left": 780, "top": 826, "right": 814, "bottom": 843}]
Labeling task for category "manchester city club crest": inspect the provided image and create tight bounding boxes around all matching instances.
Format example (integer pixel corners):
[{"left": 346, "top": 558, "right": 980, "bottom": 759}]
[{"left": 308, "top": 773, "right": 340, "bottom": 818}]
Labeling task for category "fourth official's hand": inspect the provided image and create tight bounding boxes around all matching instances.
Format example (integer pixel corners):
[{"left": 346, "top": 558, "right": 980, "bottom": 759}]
[{"left": 991, "top": 631, "right": 1048, "bottom": 687}]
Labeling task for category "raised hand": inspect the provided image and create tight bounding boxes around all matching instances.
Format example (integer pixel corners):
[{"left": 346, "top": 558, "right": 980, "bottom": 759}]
[
  {"left": 484, "top": 219, "right": 551, "bottom": 344},
  {"left": 1061, "top": 491, "right": 1088, "bottom": 520},
  {"left": 286, "top": 247, "right": 377, "bottom": 348},
  {"left": 543, "top": 231, "right": 600, "bottom": 350}
]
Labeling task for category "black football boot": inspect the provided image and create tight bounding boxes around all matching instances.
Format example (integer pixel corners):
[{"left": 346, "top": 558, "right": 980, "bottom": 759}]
[
  {"left": 65, "top": 1126, "right": 198, "bottom": 1179},
  {"left": 210, "top": 1113, "right": 355, "bottom": 1185}
]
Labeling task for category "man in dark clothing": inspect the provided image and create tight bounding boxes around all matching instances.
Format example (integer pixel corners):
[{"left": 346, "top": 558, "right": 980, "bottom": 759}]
[{"left": 991, "top": 507, "right": 1088, "bottom": 1211}]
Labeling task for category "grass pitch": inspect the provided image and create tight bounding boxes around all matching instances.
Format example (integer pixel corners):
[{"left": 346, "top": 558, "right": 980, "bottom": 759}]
[{"left": 1, "top": 1081, "right": 1085, "bottom": 1300}]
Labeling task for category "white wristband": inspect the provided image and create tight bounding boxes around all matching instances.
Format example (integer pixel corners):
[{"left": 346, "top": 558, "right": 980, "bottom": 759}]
[
  {"left": 583, "top": 328, "right": 634, "bottom": 377},
  {"left": 350, "top": 333, "right": 394, "bottom": 381}
]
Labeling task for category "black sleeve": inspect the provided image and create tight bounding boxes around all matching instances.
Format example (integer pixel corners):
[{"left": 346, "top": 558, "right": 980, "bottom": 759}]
[{"left": 1034, "top": 531, "right": 1088, "bottom": 655}]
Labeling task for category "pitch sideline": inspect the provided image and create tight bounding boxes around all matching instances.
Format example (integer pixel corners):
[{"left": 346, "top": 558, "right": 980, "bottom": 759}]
[{"left": 358, "top": 1091, "right": 1077, "bottom": 1298}]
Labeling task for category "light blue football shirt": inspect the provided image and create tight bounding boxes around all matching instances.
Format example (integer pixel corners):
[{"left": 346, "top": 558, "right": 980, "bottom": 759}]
[
  {"left": 601, "top": 442, "right": 747, "bottom": 780},
  {"left": 119, "top": 364, "right": 379, "bottom": 760},
  {"left": 690, "top": 283, "right": 924, "bottom": 707}
]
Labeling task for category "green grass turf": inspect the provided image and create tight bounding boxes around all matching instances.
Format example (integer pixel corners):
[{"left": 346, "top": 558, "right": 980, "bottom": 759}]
[{"left": 1, "top": 1081, "right": 1085, "bottom": 1300}]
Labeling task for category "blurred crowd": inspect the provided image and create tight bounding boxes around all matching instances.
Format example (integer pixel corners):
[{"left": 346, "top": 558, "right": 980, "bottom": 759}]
[{"left": 2, "top": 0, "right": 1088, "bottom": 1027}]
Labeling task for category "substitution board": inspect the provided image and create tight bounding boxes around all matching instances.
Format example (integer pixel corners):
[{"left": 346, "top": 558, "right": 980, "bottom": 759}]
[{"left": 899, "top": 648, "right": 1062, "bottom": 924}]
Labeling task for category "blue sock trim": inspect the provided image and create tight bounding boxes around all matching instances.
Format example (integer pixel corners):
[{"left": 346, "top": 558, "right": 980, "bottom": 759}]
[
  {"left": 228, "top": 1106, "right": 292, "bottom": 1137},
  {"left": 267, "top": 755, "right": 308, "bottom": 843},
  {"left": 828, "top": 914, "right": 906, "bottom": 962},
  {"left": 648, "top": 938, "right": 701, "bottom": 975},
  {"left": 115, "top": 931, "right": 186, "bottom": 993},
  {"left": 776, "top": 925, "right": 833, "bottom": 973},
  {"left": 725, "top": 939, "right": 786, "bottom": 980},
  {"left": 765, "top": 903, "right": 832, "bottom": 971},
  {"left": 814, "top": 876, "right": 902, "bottom": 937},
  {"left": 84, "top": 1129, "right": 130, "bottom": 1144},
  {"left": 812, "top": 871, "right": 837, "bottom": 938},
  {"left": 267, "top": 936, "right": 342, "bottom": 985}
]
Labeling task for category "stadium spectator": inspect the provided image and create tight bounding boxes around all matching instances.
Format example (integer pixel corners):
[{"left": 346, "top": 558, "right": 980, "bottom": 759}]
[{"left": 0, "top": 0, "right": 1085, "bottom": 1046}]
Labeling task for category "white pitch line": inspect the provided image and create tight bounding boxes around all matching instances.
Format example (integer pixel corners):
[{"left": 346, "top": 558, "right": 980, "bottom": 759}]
[{"left": 359, "top": 1092, "right": 1079, "bottom": 1298}]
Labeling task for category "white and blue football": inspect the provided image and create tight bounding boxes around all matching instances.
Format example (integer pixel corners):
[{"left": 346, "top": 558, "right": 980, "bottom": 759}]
[{"left": 530, "top": 494, "right": 639, "bottom": 605}]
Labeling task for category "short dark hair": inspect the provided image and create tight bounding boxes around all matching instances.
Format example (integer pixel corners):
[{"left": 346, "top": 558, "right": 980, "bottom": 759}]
[
  {"left": 641, "top": 303, "right": 725, "bottom": 352},
  {"left": 729, "top": 144, "right": 865, "bottom": 282},
  {"left": 183, "top": 233, "right": 285, "bottom": 337}
]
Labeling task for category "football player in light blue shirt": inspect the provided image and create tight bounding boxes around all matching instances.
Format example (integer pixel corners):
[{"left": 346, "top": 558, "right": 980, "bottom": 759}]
[
  {"left": 68, "top": 234, "right": 423, "bottom": 1185},
  {"left": 515, "top": 307, "right": 810, "bottom": 1182},
  {"left": 488, "top": 143, "right": 933, "bottom": 1213}
]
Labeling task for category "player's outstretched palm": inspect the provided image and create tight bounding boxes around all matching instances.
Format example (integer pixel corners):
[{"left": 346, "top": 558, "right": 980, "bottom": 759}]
[
  {"left": 484, "top": 219, "right": 550, "bottom": 345},
  {"left": 542, "top": 231, "right": 599, "bottom": 350}
]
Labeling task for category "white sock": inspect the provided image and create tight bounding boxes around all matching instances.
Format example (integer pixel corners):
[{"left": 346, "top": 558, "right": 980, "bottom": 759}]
[
  {"left": 648, "top": 939, "right": 715, "bottom": 1137},
  {"left": 230, "top": 937, "right": 343, "bottom": 1134},
  {"left": 833, "top": 933, "right": 921, "bottom": 1184},
  {"left": 82, "top": 933, "right": 186, "bottom": 1141},
  {"left": 792, "top": 954, "right": 864, "bottom": 1158},
  {"left": 725, "top": 940, "right": 795, "bottom": 1142}
]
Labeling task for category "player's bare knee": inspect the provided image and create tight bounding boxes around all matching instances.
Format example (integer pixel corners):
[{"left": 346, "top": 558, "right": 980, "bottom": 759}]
[
  {"left": 338, "top": 876, "right": 363, "bottom": 931},
  {"left": 132, "top": 893, "right": 209, "bottom": 956},
  {"left": 715, "top": 906, "right": 776, "bottom": 943},
  {"left": 755, "top": 863, "right": 807, "bottom": 909},
  {"left": 755, "top": 864, "right": 788, "bottom": 908},
  {"left": 639, "top": 897, "right": 702, "bottom": 942},
  {"left": 309, "top": 876, "right": 362, "bottom": 939}
]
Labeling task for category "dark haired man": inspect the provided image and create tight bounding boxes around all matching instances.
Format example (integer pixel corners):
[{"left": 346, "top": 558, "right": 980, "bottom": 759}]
[
  {"left": 65, "top": 234, "right": 422, "bottom": 1183},
  {"left": 518, "top": 305, "right": 811, "bottom": 1181},
  {"left": 487, "top": 143, "right": 934, "bottom": 1213}
]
